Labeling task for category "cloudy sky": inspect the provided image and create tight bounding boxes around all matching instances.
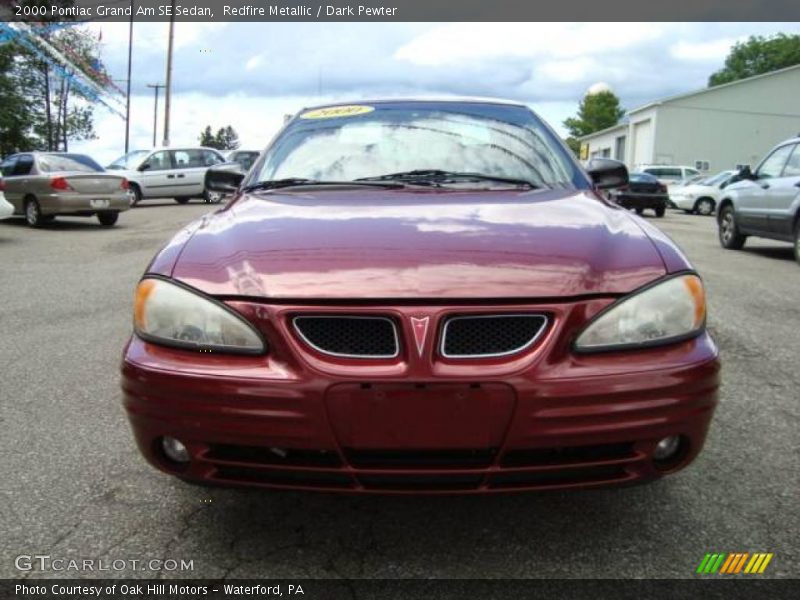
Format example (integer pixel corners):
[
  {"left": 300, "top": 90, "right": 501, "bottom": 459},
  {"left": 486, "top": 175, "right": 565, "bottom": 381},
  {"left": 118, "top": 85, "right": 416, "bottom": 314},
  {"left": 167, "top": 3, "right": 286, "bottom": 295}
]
[{"left": 72, "top": 22, "right": 800, "bottom": 164}]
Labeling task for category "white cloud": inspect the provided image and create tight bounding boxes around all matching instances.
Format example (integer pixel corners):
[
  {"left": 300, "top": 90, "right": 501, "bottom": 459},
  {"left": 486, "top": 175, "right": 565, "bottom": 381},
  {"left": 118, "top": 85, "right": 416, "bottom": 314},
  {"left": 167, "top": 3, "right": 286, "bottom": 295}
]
[
  {"left": 394, "top": 23, "right": 663, "bottom": 66},
  {"left": 245, "top": 54, "right": 263, "bottom": 71},
  {"left": 670, "top": 38, "right": 743, "bottom": 61}
]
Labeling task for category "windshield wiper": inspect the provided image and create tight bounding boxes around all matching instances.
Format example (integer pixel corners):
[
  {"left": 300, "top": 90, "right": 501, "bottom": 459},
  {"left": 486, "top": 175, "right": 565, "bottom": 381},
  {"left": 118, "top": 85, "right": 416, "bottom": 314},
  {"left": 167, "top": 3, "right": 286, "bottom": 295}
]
[
  {"left": 356, "top": 169, "right": 538, "bottom": 189},
  {"left": 241, "top": 178, "right": 405, "bottom": 192}
]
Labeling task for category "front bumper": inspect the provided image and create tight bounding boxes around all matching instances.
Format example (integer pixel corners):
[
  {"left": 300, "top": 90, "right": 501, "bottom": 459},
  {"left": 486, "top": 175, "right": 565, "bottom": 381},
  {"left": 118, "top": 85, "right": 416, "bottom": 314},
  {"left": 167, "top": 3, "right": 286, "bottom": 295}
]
[{"left": 121, "top": 300, "right": 720, "bottom": 494}]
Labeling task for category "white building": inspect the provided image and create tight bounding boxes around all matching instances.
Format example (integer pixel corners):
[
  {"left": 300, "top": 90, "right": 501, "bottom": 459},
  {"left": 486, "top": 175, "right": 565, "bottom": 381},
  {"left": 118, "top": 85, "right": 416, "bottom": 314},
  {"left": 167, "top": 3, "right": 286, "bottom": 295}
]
[{"left": 579, "top": 64, "right": 800, "bottom": 173}]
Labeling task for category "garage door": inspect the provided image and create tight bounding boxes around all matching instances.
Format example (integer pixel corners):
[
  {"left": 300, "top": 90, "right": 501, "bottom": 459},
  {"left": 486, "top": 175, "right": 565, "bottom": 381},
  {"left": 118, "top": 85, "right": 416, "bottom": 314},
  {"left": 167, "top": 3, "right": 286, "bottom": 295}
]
[{"left": 632, "top": 119, "right": 652, "bottom": 166}]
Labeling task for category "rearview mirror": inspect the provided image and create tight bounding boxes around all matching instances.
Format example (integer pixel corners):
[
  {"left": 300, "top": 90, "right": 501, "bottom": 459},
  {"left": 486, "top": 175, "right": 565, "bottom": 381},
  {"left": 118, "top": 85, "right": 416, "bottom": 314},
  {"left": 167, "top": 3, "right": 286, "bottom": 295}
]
[
  {"left": 585, "top": 158, "right": 628, "bottom": 190},
  {"left": 205, "top": 162, "right": 245, "bottom": 194}
]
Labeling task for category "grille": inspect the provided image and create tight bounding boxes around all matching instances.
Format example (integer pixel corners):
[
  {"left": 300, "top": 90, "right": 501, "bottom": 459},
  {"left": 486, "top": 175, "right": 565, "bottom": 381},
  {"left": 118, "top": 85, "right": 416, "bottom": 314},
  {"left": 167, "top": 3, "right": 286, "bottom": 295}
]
[
  {"left": 345, "top": 448, "right": 496, "bottom": 469},
  {"left": 293, "top": 316, "right": 399, "bottom": 358},
  {"left": 206, "top": 444, "right": 342, "bottom": 467},
  {"left": 441, "top": 314, "right": 548, "bottom": 358},
  {"left": 501, "top": 443, "right": 635, "bottom": 467}
]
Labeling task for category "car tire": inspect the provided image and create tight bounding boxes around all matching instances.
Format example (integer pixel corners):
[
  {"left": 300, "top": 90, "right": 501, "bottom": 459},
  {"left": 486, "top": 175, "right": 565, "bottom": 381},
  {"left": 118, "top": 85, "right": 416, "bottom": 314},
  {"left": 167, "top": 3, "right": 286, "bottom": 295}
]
[
  {"left": 24, "top": 198, "right": 46, "bottom": 228},
  {"left": 129, "top": 184, "right": 142, "bottom": 207},
  {"left": 718, "top": 205, "right": 746, "bottom": 250},
  {"left": 694, "top": 197, "right": 715, "bottom": 216},
  {"left": 97, "top": 211, "right": 119, "bottom": 227},
  {"left": 655, "top": 207, "right": 665, "bottom": 218},
  {"left": 794, "top": 221, "right": 800, "bottom": 266},
  {"left": 635, "top": 208, "right": 644, "bottom": 215},
  {"left": 203, "top": 188, "right": 223, "bottom": 204},
  {"left": 174, "top": 197, "right": 191, "bottom": 204}
]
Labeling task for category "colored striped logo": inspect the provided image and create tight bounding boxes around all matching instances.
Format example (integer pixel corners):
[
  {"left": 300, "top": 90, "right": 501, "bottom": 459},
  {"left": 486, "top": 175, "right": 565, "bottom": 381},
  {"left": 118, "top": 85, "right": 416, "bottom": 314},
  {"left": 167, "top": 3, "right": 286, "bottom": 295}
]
[{"left": 696, "top": 553, "right": 773, "bottom": 574}]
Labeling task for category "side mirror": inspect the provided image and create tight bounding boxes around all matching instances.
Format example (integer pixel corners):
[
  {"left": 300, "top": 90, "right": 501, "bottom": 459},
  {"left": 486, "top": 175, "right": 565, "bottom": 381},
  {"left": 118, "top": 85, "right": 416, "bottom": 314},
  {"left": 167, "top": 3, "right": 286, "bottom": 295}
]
[
  {"left": 205, "top": 162, "right": 245, "bottom": 194},
  {"left": 138, "top": 162, "right": 151, "bottom": 172},
  {"left": 737, "top": 165, "right": 754, "bottom": 180},
  {"left": 585, "top": 158, "right": 628, "bottom": 190}
]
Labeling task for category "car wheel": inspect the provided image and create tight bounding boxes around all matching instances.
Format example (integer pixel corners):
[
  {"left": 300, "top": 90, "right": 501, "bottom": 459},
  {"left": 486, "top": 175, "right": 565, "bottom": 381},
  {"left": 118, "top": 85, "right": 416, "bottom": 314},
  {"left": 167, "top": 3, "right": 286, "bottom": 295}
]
[
  {"left": 174, "top": 197, "right": 191, "bottom": 204},
  {"left": 203, "top": 189, "right": 223, "bottom": 204},
  {"left": 97, "top": 211, "right": 119, "bottom": 227},
  {"left": 129, "top": 184, "right": 142, "bottom": 207},
  {"left": 694, "top": 197, "right": 715, "bottom": 216},
  {"left": 718, "top": 206, "right": 746, "bottom": 250},
  {"left": 655, "top": 207, "right": 665, "bottom": 218},
  {"left": 24, "top": 198, "right": 46, "bottom": 227},
  {"left": 635, "top": 208, "right": 644, "bottom": 215},
  {"left": 794, "top": 221, "right": 800, "bottom": 266}
]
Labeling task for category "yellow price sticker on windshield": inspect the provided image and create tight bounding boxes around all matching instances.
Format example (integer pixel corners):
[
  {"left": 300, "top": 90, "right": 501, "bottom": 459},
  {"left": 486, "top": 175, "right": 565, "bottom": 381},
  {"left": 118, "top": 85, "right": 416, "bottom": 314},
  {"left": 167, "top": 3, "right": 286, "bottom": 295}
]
[{"left": 300, "top": 105, "right": 375, "bottom": 119}]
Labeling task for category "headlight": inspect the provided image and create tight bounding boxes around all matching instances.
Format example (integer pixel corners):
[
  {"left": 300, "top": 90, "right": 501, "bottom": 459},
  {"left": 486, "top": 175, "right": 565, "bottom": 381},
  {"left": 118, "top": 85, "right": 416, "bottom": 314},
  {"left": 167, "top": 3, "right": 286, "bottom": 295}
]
[
  {"left": 133, "top": 277, "right": 266, "bottom": 354},
  {"left": 574, "top": 274, "right": 706, "bottom": 352}
]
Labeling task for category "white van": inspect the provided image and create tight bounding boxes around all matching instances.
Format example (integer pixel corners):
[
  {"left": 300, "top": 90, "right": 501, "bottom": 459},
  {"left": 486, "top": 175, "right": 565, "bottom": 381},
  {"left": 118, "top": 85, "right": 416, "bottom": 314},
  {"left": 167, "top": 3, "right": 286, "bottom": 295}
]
[
  {"left": 107, "top": 147, "right": 226, "bottom": 206},
  {"left": 638, "top": 165, "right": 701, "bottom": 185}
]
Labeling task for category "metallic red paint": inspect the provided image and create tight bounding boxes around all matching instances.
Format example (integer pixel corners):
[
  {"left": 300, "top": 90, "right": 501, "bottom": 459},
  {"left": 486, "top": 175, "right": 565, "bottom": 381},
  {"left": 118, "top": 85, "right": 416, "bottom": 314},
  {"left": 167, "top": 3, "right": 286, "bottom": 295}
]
[
  {"left": 122, "top": 199, "right": 721, "bottom": 495},
  {"left": 157, "top": 188, "right": 669, "bottom": 299}
]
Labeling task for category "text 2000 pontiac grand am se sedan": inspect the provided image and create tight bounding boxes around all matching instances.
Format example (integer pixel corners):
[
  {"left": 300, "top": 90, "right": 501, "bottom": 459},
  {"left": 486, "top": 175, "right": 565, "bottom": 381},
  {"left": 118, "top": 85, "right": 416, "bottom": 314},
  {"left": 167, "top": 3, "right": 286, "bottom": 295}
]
[{"left": 121, "top": 99, "right": 720, "bottom": 493}]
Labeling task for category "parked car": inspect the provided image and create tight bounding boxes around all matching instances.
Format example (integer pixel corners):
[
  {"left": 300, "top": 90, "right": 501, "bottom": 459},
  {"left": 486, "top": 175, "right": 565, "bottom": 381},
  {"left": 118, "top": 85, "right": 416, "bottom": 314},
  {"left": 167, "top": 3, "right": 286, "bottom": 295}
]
[
  {"left": 225, "top": 150, "right": 260, "bottom": 172},
  {"left": 0, "top": 191, "right": 13, "bottom": 220},
  {"left": 106, "top": 147, "right": 226, "bottom": 206},
  {"left": 670, "top": 170, "right": 736, "bottom": 215},
  {"left": 0, "top": 152, "right": 130, "bottom": 227},
  {"left": 639, "top": 165, "right": 701, "bottom": 185},
  {"left": 610, "top": 172, "right": 668, "bottom": 217},
  {"left": 122, "top": 99, "right": 719, "bottom": 493},
  {"left": 717, "top": 136, "right": 800, "bottom": 264}
]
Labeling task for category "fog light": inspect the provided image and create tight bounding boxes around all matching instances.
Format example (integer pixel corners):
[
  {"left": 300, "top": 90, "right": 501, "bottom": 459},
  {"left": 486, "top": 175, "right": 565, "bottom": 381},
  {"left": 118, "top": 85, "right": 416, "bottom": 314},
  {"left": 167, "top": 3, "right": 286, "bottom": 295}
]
[
  {"left": 653, "top": 435, "right": 681, "bottom": 461},
  {"left": 161, "top": 436, "right": 190, "bottom": 463}
]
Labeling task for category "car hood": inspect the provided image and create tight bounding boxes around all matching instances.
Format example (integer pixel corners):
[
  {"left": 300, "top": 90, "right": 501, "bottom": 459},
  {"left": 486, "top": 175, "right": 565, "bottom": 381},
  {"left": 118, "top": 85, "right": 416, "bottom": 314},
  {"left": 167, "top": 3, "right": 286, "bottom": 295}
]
[{"left": 165, "top": 187, "right": 669, "bottom": 299}]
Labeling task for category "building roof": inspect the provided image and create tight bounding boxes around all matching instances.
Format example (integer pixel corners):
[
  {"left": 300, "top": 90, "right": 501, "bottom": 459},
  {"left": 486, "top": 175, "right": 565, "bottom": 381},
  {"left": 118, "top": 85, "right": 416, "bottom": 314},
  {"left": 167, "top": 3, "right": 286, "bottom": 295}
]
[{"left": 579, "top": 63, "right": 800, "bottom": 142}]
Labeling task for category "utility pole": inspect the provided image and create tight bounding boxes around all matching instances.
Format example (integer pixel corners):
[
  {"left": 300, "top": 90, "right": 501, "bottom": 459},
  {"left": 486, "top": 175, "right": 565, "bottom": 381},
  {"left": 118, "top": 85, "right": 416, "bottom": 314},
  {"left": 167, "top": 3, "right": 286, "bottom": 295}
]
[
  {"left": 162, "top": 0, "right": 176, "bottom": 147},
  {"left": 146, "top": 84, "right": 164, "bottom": 147},
  {"left": 124, "top": 0, "right": 134, "bottom": 153}
]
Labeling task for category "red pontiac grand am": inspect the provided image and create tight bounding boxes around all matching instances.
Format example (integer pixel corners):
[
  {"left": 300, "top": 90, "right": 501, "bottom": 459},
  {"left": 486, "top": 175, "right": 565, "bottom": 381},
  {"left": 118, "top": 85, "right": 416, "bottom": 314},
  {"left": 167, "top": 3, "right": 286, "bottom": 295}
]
[{"left": 121, "top": 99, "right": 720, "bottom": 493}]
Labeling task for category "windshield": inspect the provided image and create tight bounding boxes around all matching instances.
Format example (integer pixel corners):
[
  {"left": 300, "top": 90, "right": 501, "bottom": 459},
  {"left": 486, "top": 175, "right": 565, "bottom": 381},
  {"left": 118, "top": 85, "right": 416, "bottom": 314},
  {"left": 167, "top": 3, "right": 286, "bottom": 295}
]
[
  {"left": 107, "top": 150, "right": 149, "bottom": 170},
  {"left": 38, "top": 153, "right": 103, "bottom": 173},
  {"left": 253, "top": 102, "right": 582, "bottom": 189},
  {"left": 699, "top": 171, "right": 733, "bottom": 186}
]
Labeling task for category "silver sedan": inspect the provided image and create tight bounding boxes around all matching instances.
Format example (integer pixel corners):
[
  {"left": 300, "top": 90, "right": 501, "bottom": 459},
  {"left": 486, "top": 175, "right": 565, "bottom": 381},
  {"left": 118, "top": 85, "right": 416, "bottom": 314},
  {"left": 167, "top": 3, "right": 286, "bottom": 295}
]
[{"left": 0, "top": 152, "right": 130, "bottom": 227}]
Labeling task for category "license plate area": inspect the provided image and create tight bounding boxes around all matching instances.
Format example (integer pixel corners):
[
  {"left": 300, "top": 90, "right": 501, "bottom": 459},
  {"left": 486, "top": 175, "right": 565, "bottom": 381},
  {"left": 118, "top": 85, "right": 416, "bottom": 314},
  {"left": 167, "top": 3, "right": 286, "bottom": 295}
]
[{"left": 325, "top": 382, "right": 515, "bottom": 449}]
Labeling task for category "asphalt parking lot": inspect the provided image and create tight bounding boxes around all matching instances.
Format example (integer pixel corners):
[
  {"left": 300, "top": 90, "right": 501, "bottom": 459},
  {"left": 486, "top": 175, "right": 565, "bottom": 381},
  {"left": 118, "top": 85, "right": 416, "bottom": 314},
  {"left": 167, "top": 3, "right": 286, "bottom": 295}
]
[{"left": 1, "top": 200, "right": 798, "bottom": 580}]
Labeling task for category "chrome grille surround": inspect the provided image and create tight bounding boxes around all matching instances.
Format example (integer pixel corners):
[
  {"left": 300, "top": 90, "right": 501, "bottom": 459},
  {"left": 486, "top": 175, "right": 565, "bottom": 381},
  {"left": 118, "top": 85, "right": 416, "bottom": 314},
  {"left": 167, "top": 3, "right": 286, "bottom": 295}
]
[
  {"left": 292, "top": 315, "right": 400, "bottom": 359},
  {"left": 440, "top": 313, "right": 549, "bottom": 359}
]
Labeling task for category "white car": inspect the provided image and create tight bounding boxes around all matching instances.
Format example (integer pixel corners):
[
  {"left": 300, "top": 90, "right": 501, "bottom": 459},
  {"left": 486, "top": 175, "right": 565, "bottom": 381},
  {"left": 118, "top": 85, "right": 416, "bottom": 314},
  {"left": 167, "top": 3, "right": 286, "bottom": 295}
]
[
  {"left": 639, "top": 165, "right": 702, "bottom": 186},
  {"left": 106, "top": 147, "right": 226, "bottom": 206},
  {"left": 670, "top": 170, "right": 737, "bottom": 216},
  {"left": 0, "top": 191, "right": 13, "bottom": 219}
]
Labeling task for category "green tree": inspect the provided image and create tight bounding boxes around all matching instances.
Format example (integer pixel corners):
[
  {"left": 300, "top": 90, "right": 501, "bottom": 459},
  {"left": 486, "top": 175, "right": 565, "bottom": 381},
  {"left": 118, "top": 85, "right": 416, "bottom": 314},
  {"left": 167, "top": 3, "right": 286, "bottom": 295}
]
[
  {"left": 709, "top": 33, "right": 800, "bottom": 86},
  {"left": 12, "top": 25, "right": 103, "bottom": 151},
  {"left": 215, "top": 125, "right": 240, "bottom": 151},
  {"left": 199, "top": 125, "right": 241, "bottom": 150},
  {"left": 0, "top": 45, "right": 40, "bottom": 156},
  {"left": 563, "top": 90, "right": 625, "bottom": 156},
  {"left": 199, "top": 125, "right": 217, "bottom": 147}
]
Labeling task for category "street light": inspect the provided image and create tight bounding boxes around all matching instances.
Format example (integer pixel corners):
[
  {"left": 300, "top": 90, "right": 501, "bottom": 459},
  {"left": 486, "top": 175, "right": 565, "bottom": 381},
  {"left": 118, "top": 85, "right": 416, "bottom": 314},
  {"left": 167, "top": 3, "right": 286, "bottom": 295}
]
[
  {"left": 124, "top": 0, "right": 134, "bottom": 153},
  {"left": 146, "top": 83, "right": 165, "bottom": 147}
]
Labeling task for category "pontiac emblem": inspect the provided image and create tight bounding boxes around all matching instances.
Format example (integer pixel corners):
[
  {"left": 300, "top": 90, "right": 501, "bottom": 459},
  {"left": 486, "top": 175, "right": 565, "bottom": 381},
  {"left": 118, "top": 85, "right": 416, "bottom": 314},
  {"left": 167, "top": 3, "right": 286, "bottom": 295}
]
[{"left": 410, "top": 317, "right": 430, "bottom": 357}]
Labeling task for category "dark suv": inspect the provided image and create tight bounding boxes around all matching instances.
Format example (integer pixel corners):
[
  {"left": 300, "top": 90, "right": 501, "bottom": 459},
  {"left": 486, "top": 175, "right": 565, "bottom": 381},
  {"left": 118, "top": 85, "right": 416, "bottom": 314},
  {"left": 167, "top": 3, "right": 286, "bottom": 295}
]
[{"left": 717, "top": 136, "right": 800, "bottom": 265}]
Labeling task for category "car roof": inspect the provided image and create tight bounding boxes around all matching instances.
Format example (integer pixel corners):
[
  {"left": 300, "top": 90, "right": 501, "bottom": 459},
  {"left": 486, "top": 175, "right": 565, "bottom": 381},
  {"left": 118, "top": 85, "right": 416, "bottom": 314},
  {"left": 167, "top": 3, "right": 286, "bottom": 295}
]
[{"left": 299, "top": 96, "right": 528, "bottom": 113}]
